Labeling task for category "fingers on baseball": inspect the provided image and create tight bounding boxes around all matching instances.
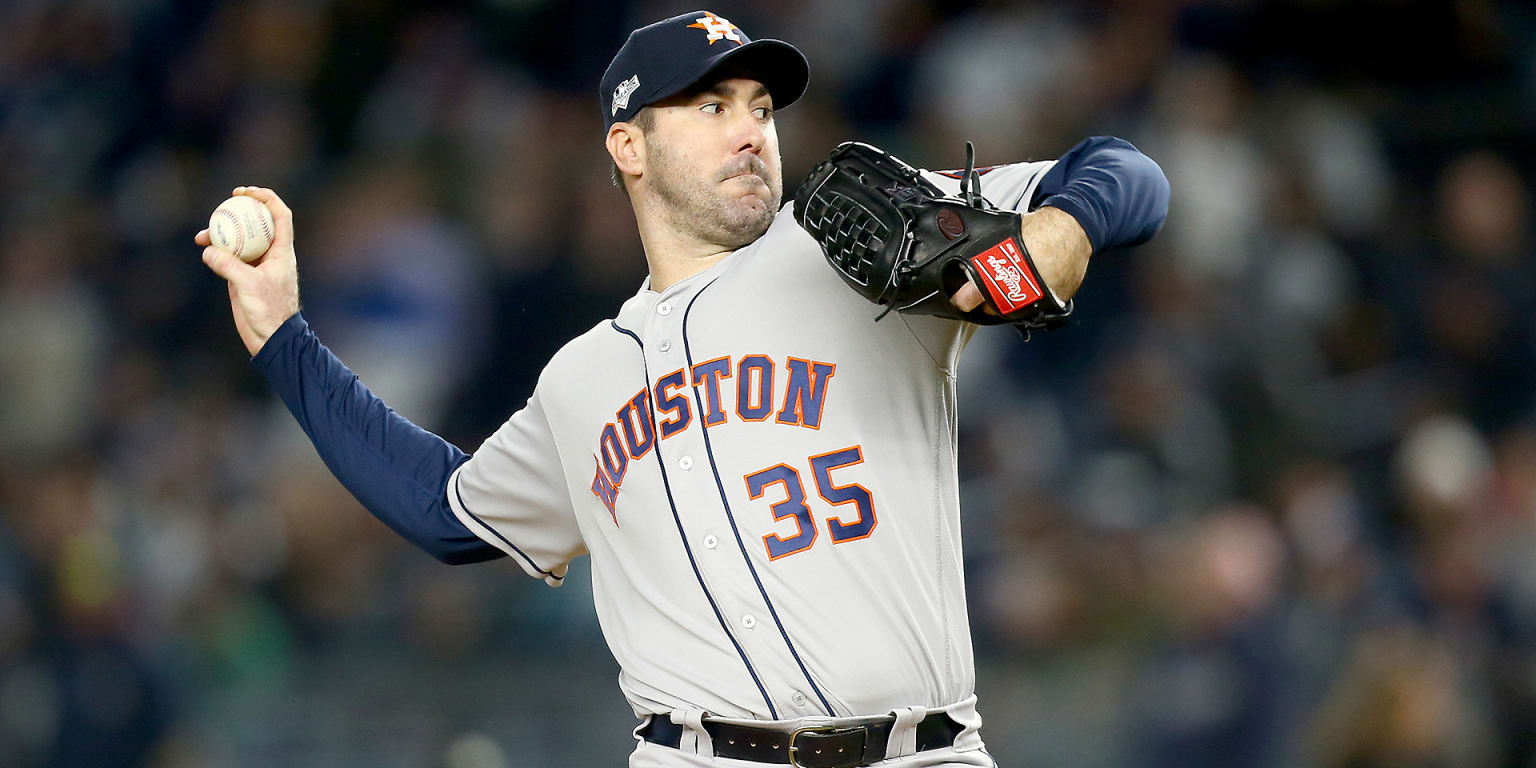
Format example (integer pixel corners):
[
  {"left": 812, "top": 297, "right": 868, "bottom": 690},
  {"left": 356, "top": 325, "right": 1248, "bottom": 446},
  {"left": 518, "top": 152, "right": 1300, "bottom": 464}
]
[
  {"left": 194, "top": 229, "right": 211, "bottom": 246},
  {"left": 202, "top": 245, "right": 257, "bottom": 287},
  {"left": 233, "top": 186, "right": 295, "bottom": 245}
]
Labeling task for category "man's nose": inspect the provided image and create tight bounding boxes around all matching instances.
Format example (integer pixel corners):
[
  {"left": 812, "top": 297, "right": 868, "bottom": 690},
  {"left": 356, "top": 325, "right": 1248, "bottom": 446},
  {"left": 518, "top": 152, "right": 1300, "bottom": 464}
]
[{"left": 732, "top": 112, "right": 766, "bottom": 155}]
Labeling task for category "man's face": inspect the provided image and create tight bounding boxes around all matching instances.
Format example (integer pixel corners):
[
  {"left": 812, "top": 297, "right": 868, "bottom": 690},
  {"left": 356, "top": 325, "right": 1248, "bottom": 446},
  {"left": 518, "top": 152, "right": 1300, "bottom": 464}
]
[{"left": 641, "top": 77, "right": 782, "bottom": 248}]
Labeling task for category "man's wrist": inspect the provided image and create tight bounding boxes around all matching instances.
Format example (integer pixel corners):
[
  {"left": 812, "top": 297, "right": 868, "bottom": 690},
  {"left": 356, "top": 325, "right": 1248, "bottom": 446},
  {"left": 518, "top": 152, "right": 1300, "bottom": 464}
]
[{"left": 251, "top": 312, "right": 309, "bottom": 367}]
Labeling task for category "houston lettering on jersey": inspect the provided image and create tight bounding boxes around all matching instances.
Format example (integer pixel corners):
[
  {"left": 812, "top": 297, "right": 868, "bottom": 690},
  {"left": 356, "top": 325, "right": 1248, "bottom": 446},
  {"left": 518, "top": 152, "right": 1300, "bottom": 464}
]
[{"left": 590, "top": 354, "right": 837, "bottom": 520}]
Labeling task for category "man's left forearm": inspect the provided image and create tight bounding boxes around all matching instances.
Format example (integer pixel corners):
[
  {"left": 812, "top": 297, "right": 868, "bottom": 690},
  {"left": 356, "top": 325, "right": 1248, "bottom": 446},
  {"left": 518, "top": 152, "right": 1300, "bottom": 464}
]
[{"left": 1020, "top": 205, "right": 1093, "bottom": 300}]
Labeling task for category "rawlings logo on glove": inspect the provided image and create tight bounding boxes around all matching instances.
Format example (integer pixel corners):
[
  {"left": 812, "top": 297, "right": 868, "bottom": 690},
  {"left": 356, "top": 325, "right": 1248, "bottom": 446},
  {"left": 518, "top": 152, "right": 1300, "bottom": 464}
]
[
  {"left": 973, "top": 238, "right": 1044, "bottom": 313},
  {"left": 793, "top": 140, "right": 1072, "bottom": 333}
]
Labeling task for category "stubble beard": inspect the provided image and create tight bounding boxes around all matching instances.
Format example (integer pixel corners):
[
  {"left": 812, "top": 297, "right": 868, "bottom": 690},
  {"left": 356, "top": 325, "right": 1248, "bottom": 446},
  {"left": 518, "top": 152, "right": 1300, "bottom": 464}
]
[{"left": 646, "top": 136, "right": 781, "bottom": 249}]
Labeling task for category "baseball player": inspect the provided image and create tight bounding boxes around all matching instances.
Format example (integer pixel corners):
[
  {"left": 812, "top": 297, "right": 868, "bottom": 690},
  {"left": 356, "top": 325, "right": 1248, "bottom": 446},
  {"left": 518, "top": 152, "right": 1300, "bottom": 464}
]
[{"left": 196, "top": 11, "right": 1168, "bottom": 768}]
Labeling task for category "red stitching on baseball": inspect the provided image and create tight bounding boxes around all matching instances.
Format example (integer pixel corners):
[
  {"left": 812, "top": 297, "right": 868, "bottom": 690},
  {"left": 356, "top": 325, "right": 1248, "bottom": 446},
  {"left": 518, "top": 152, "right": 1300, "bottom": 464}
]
[
  {"left": 215, "top": 209, "right": 244, "bottom": 257},
  {"left": 256, "top": 204, "right": 273, "bottom": 242}
]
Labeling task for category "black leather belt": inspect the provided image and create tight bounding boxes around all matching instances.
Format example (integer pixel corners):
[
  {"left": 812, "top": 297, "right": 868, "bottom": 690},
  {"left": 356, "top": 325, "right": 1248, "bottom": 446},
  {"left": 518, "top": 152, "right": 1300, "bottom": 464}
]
[{"left": 639, "top": 711, "right": 963, "bottom": 768}]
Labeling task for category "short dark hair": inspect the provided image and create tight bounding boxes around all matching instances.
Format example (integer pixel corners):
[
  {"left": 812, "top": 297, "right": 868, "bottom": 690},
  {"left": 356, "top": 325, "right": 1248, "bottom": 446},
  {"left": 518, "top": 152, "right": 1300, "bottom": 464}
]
[{"left": 611, "top": 107, "right": 656, "bottom": 198}]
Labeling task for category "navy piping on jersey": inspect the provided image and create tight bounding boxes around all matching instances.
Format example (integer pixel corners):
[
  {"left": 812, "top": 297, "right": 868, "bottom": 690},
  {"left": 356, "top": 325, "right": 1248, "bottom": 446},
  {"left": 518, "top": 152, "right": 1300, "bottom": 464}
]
[
  {"left": 680, "top": 281, "right": 838, "bottom": 717},
  {"left": 609, "top": 320, "right": 780, "bottom": 719},
  {"left": 452, "top": 471, "right": 563, "bottom": 582}
]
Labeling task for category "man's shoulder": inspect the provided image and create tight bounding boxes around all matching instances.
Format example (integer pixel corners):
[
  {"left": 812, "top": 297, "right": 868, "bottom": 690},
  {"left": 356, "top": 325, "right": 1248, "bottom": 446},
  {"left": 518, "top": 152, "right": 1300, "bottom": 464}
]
[
  {"left": 770, "top": 199, "right": 803, "bottom": 236},
  {"left": 539, "top": 318, "right": 635, "bottom": 383},
  {"left": 740, "top": 201, "right": 819, "bottom": 266}
]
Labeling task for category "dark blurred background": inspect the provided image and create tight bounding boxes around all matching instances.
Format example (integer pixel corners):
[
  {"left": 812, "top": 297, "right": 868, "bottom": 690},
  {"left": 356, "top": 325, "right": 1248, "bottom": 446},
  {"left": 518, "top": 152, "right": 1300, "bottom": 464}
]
[{"left": 2, "top": 0, "right": 1535, "bottom": 766}]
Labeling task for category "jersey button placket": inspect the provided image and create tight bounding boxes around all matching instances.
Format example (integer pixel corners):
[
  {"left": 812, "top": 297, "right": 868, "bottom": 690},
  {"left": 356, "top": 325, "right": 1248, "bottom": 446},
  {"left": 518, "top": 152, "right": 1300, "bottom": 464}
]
[{"left": 654, "top": 285, "right": 790, "bottom": 697}]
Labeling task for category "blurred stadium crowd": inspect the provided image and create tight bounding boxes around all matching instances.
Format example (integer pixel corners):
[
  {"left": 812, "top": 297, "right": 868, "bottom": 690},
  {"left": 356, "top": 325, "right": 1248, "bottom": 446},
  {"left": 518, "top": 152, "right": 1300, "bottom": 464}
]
[{"left": 2, "top": 0, "right": 1536, "bottom": 766}]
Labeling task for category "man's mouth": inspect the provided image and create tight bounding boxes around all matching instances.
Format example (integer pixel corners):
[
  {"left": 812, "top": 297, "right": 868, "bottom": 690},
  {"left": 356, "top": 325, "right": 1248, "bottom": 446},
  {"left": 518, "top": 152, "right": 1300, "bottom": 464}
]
[{"left": 722, "top": 159, "right": 769, "bottom": 185}]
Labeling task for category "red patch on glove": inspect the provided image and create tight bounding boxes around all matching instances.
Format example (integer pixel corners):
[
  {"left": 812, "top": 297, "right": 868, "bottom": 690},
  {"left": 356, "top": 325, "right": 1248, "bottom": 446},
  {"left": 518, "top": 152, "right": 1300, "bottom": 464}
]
[{"left": 970, "top": 238, "right": 1043, "bottom": 314}]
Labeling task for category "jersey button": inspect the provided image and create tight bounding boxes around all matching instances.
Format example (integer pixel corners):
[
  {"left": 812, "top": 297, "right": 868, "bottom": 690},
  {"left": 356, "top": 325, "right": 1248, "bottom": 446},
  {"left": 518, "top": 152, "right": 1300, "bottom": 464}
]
[
  {"left": 678, "top": 455, "right": 693, "bottom": 470},
  {"left": 703, "top": 534, "right": 718, "bottom": 549},
  {"left": 741, "top": 614, "right": 757, "bottom": 629},
  {"left": 658, "top": 339, "right": 671, "bottom": 352},
  {"left": 657, "top": 301, "right": 672, "bottom": 316},
  {"left": 792, "top": 692, "right": 809, "bottom": 707}
]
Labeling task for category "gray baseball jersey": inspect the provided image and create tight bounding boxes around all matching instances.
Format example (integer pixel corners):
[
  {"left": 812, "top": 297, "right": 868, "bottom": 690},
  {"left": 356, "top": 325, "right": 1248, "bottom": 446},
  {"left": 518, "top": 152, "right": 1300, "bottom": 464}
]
[{"left": 446, "top": 160, "right": 1054, "bottom": 742}]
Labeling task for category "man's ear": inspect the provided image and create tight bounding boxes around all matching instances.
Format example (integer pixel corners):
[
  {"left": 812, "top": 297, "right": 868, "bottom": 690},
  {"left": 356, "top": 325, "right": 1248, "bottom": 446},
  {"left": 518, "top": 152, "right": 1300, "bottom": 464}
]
[{"left": 608, "top": 122, "right": 646, "bottom": 182}]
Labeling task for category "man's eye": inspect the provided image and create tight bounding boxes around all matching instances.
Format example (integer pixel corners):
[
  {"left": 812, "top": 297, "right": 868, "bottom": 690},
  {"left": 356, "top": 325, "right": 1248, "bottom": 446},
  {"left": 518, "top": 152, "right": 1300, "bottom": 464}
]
[
  {"left": 700, "top": 103, "right": 722, "bottom": 114},
  {"left": 754, "top": 107, "right": 772, "bottom": 119}
]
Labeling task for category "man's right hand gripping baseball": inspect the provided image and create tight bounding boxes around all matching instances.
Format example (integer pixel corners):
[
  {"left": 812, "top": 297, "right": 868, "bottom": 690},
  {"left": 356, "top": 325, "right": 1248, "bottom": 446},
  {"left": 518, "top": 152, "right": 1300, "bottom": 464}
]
[{"left": 195, "top": 186, "right": 301, "bottom": 357}]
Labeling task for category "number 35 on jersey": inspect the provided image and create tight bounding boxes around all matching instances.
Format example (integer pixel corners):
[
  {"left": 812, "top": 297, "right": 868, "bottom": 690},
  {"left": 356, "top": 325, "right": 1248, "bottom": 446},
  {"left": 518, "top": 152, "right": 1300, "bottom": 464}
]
[{"left": 746, "top": 445, "right": 877, "bottom": 561}]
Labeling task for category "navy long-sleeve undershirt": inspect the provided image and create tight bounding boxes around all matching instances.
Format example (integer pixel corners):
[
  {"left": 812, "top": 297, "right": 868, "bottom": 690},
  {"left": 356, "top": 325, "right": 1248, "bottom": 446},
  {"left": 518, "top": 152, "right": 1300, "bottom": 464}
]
[
  {"left": 1031, "top": 136, "right": 1170, "bottom": 254},
  {"left": 252, "top": 313, "right": 502, "bottom": 564},
  {"left": 250, "top": 137, "right": 1167, "bottom": 566}
]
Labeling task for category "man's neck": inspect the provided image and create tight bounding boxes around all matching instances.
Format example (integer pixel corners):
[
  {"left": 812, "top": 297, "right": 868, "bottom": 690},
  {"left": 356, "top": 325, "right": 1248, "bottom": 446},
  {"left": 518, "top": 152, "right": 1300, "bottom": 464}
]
[{"left": 632, "top": 201, "right": 737, "bottom": 293}]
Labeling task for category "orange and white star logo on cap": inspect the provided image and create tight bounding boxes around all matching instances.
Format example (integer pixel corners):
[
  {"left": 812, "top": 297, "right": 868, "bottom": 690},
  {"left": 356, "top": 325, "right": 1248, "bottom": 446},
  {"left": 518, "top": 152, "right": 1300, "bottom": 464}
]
[{"left": 687, "top": 12, "right": 742, "bottom": 45}]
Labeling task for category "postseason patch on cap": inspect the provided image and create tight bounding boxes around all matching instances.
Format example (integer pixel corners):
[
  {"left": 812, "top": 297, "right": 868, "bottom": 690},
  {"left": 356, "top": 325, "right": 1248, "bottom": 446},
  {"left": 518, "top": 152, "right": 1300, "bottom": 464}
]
[{"left": 612, "top": 75, "right": 640, "bottom": 116}]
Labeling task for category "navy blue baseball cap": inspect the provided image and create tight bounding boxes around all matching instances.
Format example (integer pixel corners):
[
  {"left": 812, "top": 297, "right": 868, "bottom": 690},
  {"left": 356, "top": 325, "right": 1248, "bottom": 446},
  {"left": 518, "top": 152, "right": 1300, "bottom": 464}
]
[{"left": 600, "top": 10, "right": 809, "bottom": 129}]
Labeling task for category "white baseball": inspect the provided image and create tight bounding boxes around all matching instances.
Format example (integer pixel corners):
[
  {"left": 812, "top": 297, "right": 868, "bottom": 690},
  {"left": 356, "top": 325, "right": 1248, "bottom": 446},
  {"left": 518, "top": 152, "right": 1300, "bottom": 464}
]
[{"left": 208, "top": 195, "right": 276, "bottom": 263}]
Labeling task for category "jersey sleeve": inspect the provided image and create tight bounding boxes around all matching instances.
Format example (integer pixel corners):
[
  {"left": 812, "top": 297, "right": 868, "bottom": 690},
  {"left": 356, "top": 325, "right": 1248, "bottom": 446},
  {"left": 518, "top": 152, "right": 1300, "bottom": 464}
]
[
  {"left": 921, "top": 159, "right": 1057, "bottom": 215},
  {"left": 446, "top": 388, "right": 585, "bottom": 587},
  {"left": 251, "top": 312, "right": 501, "bottom": 565},
  {"left": 896, "top": 159, "right": 1058, "bottom": 371}
]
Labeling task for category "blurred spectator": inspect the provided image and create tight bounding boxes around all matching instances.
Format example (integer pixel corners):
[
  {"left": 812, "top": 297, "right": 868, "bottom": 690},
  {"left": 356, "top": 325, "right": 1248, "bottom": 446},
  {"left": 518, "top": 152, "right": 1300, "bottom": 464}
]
[
  {"left": 1130, "top": 508, "right": 1289, "bottom": 768},
  {"left": 0, "top": 216, "right": 107, "bottom": 459},
  {"left": 1308, "top": 625, "right": 1496, "bottom": 768}
]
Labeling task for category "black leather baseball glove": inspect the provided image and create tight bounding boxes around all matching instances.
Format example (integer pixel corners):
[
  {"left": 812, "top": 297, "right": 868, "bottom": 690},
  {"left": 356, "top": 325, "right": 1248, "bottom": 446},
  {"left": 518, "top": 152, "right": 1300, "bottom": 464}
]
[{"left": 793, "top": 141, "right": 1073, "bottom": 332}]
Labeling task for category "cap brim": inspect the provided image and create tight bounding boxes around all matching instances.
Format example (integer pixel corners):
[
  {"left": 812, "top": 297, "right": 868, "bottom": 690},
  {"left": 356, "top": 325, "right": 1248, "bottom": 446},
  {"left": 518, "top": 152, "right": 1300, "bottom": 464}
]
[{"left": 656, "top": 38, "right": 810, "bottom": 112}]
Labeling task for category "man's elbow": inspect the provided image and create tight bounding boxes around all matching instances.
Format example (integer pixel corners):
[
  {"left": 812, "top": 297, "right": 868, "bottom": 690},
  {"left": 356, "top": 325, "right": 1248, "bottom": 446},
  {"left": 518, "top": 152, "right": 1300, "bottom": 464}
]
[
  {"left": 1113, "top": 143, "right": 1170, "bottom": 244},
  {"left": 429, "top": 539, "right": 506, "bottom": 565},
  {"left": 1143, "top": 153, "right": 1171, "bottom": 239},
  {"left": 390, "top": 506, "right": 504, "bottom": 565}
]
